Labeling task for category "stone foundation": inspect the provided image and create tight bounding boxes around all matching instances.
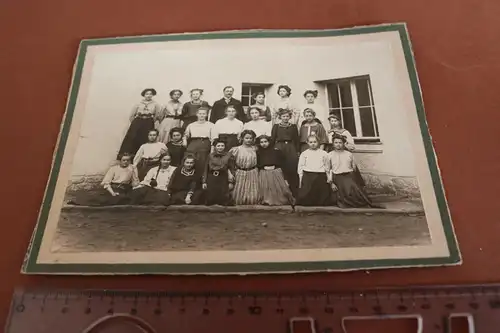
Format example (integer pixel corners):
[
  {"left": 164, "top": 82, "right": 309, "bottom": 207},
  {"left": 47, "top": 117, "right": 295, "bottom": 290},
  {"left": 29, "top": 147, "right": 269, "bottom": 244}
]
[{"left": 67, "top": 172, "right": 421, "bottom": 199}]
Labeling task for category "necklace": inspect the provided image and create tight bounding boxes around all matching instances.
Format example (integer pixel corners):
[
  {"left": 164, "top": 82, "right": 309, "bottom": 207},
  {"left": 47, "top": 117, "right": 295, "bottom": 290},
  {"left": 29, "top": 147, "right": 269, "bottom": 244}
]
[{"left": 181, "top": 168, "right": 195, "bottom": 176}]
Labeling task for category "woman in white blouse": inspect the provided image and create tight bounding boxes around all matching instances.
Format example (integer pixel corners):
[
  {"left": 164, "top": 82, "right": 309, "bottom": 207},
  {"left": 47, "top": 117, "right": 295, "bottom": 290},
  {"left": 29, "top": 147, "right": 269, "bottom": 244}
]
[
  {"left": 183, "top": 106, "right": 215, "bottom": 172},
  {"left": 213, "top": 105, "right": 244, "bottom": 151},
  {"left": 297, "top": 134, "right": 332, "bottom": 206},
  {"left": 130, "top": 153, "right": 177, "bottom": 206}
]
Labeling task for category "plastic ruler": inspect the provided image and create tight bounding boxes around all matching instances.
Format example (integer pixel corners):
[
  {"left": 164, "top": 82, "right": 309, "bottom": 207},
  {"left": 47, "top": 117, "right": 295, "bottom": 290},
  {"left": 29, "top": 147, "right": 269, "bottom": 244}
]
[{"left": 5, "top": 284, "right": 500, "bottom": 332}]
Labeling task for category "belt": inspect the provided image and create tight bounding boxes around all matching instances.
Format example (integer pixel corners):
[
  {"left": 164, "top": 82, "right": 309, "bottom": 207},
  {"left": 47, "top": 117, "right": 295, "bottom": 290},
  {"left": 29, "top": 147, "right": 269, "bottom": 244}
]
[
  {"left": 163, "top": 115, "right": 175, "bottom": 119},
  {"left": 277, "top": 140, "right": 292, "bottom": 144},
  {"left": 135, "top": 115, "right": 153, "bottom": 119},
  {"left": 142, "top": 158, "right": 159, "bottom": 161},
  {"left": 210, "top": 170, "right": 224, "bottom": 176},
  {"left": 236, "top": 166, "right": 257, "bottom": 171},
  {"left": 219, "top": 134, "right": 237, "bottom": 137},
  {"left": 190, "top": 137, "right": 209, "bottom": 141}
]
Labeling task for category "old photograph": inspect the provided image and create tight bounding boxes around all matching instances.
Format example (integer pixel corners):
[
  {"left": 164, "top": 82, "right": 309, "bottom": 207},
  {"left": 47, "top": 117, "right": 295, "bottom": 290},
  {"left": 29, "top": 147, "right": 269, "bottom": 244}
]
[{"left": 23, "top": 25, "right": 460, "bottom": 274}]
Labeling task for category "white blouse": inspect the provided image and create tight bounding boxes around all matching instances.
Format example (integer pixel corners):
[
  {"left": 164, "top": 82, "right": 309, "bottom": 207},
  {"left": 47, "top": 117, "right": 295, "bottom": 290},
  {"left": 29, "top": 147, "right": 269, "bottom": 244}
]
[
  {"left": 184, "top": 121, "right": 215, "bottom": 144},
  {"left": 328, "top": 150, "right": 355, "bottom": 175},
  {"left": 297, "top": 149, "right": 330, "bottom": 177},
  {"left": 213, "top": 118, "right": 244, "bottom": 137},
  {"left": 141, "top": 165, "right": 177, "bottom": 191},
  {"left": 133, "top": 142, "right": 168, "bottom": 165},
  {"left": 243, "top": 120, "right": 272, "bottom": 138}
]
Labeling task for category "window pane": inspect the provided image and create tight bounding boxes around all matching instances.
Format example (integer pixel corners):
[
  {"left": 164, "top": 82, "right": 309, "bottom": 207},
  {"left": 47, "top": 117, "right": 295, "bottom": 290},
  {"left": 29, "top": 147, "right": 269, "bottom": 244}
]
[
  {"left": 341, "top": 108, "right": 356, "bottom": 136},
  {"left": 355, "top": 79, "right": 371, "bottom": 106},
  {"left": 242, "top": 96, "right": 250, "bottom": 106},
  {"left": 242, "top": 85, "right": 250, "bottom": 95},
  {"left": 327, "top": 84, "right": 340, "bottom": 108},
  {"left": 339, "top": 81, "right": 353, "bottom": 107},
  {"left": 360, "top": 107, "right": 376, "bottom": 137},
  {"left": 372, "top": 106, "right": 380, "bottom": 136}
]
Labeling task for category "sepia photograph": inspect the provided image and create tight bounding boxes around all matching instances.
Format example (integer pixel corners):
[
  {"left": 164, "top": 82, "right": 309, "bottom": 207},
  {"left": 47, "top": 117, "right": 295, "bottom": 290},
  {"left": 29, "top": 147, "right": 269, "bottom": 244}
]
[{"left": 23, "top": 25, "right": 460, "bottom": 274}]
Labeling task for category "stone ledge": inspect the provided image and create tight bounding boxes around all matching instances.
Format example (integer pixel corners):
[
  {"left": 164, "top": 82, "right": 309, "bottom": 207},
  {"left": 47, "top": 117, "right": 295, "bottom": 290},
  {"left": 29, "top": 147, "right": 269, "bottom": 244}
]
[{"left": 61, "top": 203, "right": 424, "bottom": 215}]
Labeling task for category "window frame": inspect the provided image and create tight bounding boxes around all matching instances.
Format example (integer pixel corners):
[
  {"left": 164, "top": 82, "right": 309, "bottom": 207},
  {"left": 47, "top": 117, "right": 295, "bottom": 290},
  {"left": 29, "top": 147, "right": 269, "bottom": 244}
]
[
  {"left": 323, "top": 76, "right": 381, "bottom": 144},
  {"left": 241, "top": 83, "right": 273, "bottom": 111}
]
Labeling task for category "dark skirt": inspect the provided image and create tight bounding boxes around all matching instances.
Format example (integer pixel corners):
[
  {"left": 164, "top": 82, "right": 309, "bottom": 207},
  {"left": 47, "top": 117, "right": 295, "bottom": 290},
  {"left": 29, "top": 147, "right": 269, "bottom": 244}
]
[
  {"left": 333, "top": 172, "right": 373, "bottom": 208},
  {"left": 170, "top": 190, "right": 203, "bottom": 205},
  {"left": 137, "top": 158, "right": 159, "bottom": 181},
  {"left": 218, "top": 134, "right": 239, "bottom": 151},
  {"left": 325, "top": 145, "right": 366, "bottom": 188},
  {"left": 297, "top": 171, "right": 330, "bottom": 206},
  {"left": 205, "top": 169, "right": 232, "bottom": 206},
  {"left": 118, "top": 117, "right": 155, "bottom": 157},
  {"left": 186, "top": 138, "right": 211, "bottom": 173},
  {"left": 130, "top": 186, "right": 170, "bottom": 206},
  {"left": 274, "top": 141, "right": 299, "bottom": 197},
  {"left": 68, "top": 183, "right": 132, "bottom": 206}
]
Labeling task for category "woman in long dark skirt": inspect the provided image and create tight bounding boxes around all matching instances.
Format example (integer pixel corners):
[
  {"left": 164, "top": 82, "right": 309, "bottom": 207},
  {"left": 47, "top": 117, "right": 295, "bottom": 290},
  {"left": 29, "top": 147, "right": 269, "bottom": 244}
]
[
  {"left": 297, "top": 135, "right": 331, "bottom": 206},
  {"left": 130, "top": 153, "right": 177, "bottom": 206},
  {"left": 118, "top": 88, "right": 162, "bottom": 157},
  {"left": 202, "top": 139, "right": 234, "bottom": 206},
  {"left": 68, "top": 153, "right": 139, "bottom": 206},
  {"left": 270, "top": 108, "right": 300, "bottom": 198},
  {"left": 183, "top": 106, "right": 214, "bottom": 173},
  {"left": 328, "top": 135, "right": 380, "bottom": 208},
  {"left": 168, "top": 154, "right": 203, "bottom": 205},
  {"left": 326, "top": 114, "right": 365, "bottom": 188}
]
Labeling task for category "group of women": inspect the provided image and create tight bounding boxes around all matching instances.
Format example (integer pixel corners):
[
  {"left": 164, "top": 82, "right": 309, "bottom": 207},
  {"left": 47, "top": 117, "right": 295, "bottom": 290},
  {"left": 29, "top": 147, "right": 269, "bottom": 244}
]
[{"left": 70, "top": 85, "right": 379, "bottom": 208}]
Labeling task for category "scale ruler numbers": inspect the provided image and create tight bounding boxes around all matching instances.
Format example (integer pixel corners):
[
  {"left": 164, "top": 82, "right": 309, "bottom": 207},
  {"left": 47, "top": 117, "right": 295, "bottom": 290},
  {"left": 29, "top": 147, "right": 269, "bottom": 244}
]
[{"left": 6, "top": 285, "right": 500, "bottom": 333}]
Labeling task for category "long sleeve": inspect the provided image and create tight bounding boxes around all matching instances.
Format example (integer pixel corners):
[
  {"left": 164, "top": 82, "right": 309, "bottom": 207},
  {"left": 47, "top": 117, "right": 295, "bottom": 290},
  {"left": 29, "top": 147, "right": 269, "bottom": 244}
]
[
  {"left": 275, "top": 149, "right": 284, "bottom": 169},
  {"left": 202, "top": 156, "right": 210, "bottom": 183},
  {"left": 235, "top": 102, "right": 246, "bottom": 123},
  {"left": 297, "top": 151, "right": 306, "bottom": 178},
  {"left": 208, "top": 123, "right": 216, "bottom": 141},
  {"left": 131, "top": 166, "right": 140, "bottom": 187},
  {"left": 212, "top": 120, "right": 221, "bottom": 140},
  {"left": 270, "top": 124, "right": 278, "bottom": 145},
  {"left": 141, "top": 167, "right": 156, "bottom": 186},
  {"left": 183, "top": 124, "right": 191, "bottom": 146},
  {"left": 188, "top": 175, "right": 198, "bottom": 194},
  {"left": 181, "top": 103, "right": 189, "bottom": 119},
  {"left": 154, "top": 143, "right": 168, "bottom": 158},
  {"left": 292, "top": 125, "right": 300, "bottom": 151},
  {"left": 156, "top": 105, "right": 167, "bottom": 123},
  {"left": 129, "top": 105, "right": 138, "bottom": 122},
  {"left": 153, "top": 103, "right": 162, "bottom": 122},
  {"left": 343, "top": 130, "right": 356, "bottom": 151},
  {"left": 317, "top": 124, "right": 328, "bottom": 144},
  {"left": 209, "top": 100, "right": 220, "bottom": 123},
  {"left": 256, "top": 151, "right": 263, "bottom": 169},
  {"left": 323, "top": 153, "right": 331, "bottom": 174},
  {"left": 167, "top": 169, "right": 179, "bottom": 193},
  {"left": 133, "top": 145, "right": 144, "bottom": 166},
  {"left": 101, "top": 167, "right": 116, "bottom": 187},
  {"left": 264, "top": 107, "right": 272, "bottom": 122}
]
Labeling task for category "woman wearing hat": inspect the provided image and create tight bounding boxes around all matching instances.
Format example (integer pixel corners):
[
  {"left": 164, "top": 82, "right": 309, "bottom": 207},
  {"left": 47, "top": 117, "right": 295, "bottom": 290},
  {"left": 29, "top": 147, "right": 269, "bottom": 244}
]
[
  {"left": 118, "top": 88, "right": 162, "bottom": 157},
  {"left": 158, "top": 89, "right": 184, "bottom": 144}
]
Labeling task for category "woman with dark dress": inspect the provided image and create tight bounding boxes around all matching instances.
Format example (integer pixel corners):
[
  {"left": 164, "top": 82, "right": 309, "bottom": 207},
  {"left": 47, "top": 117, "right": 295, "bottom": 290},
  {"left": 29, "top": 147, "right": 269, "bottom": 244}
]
[
  {"left": 158, "top": 89, "right": 184, "bottom": 144},
  {"left": 68, "top": 153, "right": 140, "bottom": 206},
  {"left": 250, "top": 92, "right": 272, "bottom": 122},
  {"left": 328, "top": 135, "right": 380, "bottom": 208},
  {"left": 299, "top": 108, "right": 328, "bottom": 153},
  {"left": 168, "top": 154, "right": 203, "bottom": 205},
  {"left": 180, "top": 88, "right": 211, "bottom": 129},
  {"left": 202, "top": 139, "right": 234, "bottom": 206},
  {"left": 270, "top": 108, "right": 300, "bottom": 198},
  {"left": 166, "top": 127, "right": 186, "bottom": 167},
  {"left": 118, "top": 88, "right": 162, "bottom": 157},
  {"left": 256, "top": 135, "right": 295, "bottom": 206},
  {"left": 130, "top": 153, "right": 177, "bottom": 206}
]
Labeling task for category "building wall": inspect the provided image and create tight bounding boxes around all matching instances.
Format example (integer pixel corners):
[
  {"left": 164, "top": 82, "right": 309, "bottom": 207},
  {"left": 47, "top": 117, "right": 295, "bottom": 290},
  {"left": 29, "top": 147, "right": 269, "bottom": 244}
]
[{"left": 67, "top": 39, "right": 420, "bottom": 196}]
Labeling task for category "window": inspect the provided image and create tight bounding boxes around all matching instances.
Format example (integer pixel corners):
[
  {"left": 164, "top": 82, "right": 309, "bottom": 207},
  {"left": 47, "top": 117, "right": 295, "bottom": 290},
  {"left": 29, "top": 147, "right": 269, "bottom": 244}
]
[
  {"left": 326, "top": 76, "right": 380, "bottom": 143},
  {"left": 241, "top": 83, "right": 272, "bottom": 112}
]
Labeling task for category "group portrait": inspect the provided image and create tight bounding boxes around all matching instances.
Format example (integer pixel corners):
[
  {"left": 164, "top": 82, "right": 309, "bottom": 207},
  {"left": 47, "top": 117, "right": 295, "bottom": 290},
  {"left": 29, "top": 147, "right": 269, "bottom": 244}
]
[{"left": 23, "top": 26, "right": 459, "bottom": 275}]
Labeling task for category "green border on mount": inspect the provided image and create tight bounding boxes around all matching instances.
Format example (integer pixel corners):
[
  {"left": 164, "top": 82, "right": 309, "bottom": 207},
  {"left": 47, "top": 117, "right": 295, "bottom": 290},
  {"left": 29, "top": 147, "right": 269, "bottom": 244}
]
[{"left": 22, "top": 23, "right": 461, "bottom": 275}]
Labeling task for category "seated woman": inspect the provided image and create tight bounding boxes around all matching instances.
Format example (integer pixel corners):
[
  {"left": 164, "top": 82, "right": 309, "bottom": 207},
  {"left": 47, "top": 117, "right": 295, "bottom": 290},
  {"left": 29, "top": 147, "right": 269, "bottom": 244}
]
[
  {"left": 68, "top": 153, "right": 139, "bottom": 206},
  {"left": 167, "top": 154, "right": 203, "bottom": 205},
  {"left": 130, "top": 153, "right": 177, "bottom": 206}
]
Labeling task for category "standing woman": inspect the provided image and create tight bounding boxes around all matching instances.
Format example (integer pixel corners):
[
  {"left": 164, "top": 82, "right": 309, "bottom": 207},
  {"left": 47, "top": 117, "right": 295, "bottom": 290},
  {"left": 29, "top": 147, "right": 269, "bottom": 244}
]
[
  {"left": 230, "top": 130, "right": 260, "bottom": 205},
  {"left": 158, "top": 89, "right": 184, "bottom": 144},
  {"left": 250, "top": 92, "right": 272, "bottom": 122},
  {"left": 272, "top": 85, "right": 299, "bottom": 126},
  {"left": 326, "top": 114, "right": 365, "bottom": 187},
  {"left": 118, "top": 88, "right": 162, "bottom": 157},
  {"left": 180, "top": 88, "right": 211, "bottom": 129},
  {"left": 299, "top": 90, "right": 328, "bottom": 129},
  {"left": 270, "top": 109, "right": 300, "bottom": 198},
  {"left": 183, "top": 106, "right": 215, "bottom": 173},
  {"left": 213, "top": 105, "right": 244, "bottom": 151}
]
